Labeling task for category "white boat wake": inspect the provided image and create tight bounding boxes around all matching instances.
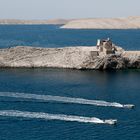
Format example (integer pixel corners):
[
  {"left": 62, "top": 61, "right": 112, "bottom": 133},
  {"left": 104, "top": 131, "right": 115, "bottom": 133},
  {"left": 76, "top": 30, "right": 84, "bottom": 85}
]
[
  {"left": 0, "top": 92, "right": 134, "bottom": 109},
  {"left": 0, "top": 110, "right": 117, "bottom": 125}
]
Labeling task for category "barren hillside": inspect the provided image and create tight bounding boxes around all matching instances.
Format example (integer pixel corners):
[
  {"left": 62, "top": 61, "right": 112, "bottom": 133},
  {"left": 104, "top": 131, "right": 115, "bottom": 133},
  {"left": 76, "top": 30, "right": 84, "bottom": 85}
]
[
  {"left": 61, "top": 17, "right": 140, "bottom": 29},
  {"left": 0, "top": 19, "right": 70, "bottom": 25}
]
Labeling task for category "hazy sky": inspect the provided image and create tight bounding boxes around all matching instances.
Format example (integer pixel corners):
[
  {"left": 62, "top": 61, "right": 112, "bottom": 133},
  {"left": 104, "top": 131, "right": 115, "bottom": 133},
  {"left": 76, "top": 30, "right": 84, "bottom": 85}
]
[{"left": 0, "top": 0, "right": 140, "bottom": 19}]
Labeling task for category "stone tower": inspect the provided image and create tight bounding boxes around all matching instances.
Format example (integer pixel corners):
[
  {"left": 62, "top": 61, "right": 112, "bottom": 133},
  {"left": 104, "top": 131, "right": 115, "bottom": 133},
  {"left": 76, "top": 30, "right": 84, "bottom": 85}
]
[{"left": 97, "top": 38, "right": 116, "bottom": 55}]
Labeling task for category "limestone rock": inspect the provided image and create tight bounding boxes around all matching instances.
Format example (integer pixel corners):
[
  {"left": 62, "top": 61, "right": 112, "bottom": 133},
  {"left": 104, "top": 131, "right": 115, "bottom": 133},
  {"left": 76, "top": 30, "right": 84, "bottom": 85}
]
[{"left": 0, "top": 46, "right": 139, "bottom": 70}]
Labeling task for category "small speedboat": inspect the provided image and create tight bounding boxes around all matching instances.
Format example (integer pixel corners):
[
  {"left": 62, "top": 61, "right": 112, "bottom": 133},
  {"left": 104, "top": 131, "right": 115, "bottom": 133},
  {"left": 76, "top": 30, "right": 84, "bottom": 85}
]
[
  {"left": 104, "top": 119, "right": 117, "bottom": 125},
  {"left": 123, "top": 104, "right": 135, "bottom": 109}
]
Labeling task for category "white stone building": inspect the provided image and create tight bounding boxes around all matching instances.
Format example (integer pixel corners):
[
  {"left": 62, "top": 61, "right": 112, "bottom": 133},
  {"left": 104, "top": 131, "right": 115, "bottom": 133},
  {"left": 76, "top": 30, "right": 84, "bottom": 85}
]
[{"left": 97, "top": 38, "right": 116, "bottom": 55}]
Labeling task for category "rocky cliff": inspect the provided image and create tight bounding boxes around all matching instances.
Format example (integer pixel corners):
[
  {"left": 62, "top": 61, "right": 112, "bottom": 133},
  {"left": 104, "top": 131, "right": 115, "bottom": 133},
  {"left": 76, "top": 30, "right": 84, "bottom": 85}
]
[{"left": 0, "top": 46, "right": 139, "bottom": 70}]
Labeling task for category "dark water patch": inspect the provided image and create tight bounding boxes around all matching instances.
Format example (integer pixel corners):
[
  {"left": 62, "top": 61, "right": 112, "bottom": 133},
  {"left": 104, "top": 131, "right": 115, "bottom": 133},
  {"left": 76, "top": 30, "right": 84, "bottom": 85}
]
[{"left": 0, "top": 25, "right": 140, "bottom": 50}]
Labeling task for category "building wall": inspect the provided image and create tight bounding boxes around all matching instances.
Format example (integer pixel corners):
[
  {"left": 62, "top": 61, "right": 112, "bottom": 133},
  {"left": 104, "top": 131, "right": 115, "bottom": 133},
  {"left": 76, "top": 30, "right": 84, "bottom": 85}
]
[{"left": 90, "top": 51, "right": 99, "bottom": 57}]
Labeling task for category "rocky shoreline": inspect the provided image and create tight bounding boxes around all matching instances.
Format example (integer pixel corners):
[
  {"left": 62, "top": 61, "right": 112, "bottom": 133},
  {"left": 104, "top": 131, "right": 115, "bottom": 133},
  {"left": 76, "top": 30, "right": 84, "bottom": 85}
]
[{"left": 0, "top": 46, "right": 139, "bottom": 70}]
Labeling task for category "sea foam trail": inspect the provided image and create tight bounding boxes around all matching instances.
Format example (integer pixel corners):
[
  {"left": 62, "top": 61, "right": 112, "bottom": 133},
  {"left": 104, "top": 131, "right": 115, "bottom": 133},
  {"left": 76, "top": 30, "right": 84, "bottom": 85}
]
[
  {"left": 0, "top": 92, "right": 134, "bottom": 109},
  {"left": 0, "top": 110, "right": 117, "bottom": 125}
]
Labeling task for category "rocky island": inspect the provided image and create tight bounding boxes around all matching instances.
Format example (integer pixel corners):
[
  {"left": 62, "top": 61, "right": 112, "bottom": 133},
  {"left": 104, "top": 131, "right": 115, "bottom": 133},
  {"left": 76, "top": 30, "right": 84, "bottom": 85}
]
[
  {"left": 61, "top": 16, "right": 140, "bottom": 29},
  {"left": 0, "top": 39, "right": 139, "bottom": 70}
]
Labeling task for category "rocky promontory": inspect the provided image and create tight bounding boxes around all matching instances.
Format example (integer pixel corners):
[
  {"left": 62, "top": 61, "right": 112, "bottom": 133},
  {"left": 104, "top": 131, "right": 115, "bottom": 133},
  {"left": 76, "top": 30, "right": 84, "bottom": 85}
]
[
  {"left": 61, "top": 16, "right": 140, "bottom": 29},
  {"left": 0, "top": 45, "right": 139, "bottom": 70}
]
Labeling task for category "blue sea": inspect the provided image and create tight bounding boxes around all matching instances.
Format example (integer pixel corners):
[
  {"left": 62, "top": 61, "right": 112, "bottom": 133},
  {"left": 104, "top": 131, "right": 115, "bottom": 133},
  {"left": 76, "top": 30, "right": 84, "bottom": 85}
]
[{"left": 0, "top": 25, "right": 140, "bottom": 140}]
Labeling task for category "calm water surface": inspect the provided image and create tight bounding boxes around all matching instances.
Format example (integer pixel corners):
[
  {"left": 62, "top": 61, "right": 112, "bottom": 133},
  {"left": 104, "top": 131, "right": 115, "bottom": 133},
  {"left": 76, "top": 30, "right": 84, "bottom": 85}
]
[{"left": 0, "top": 25, "right": 140, "bottom": 140}]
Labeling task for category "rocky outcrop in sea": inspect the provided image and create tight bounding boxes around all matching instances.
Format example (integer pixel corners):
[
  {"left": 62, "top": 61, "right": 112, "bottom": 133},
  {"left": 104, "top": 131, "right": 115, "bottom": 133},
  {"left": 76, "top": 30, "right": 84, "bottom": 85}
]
[{"left": 0, "top": 45, "right": 139, "bottom": 70}]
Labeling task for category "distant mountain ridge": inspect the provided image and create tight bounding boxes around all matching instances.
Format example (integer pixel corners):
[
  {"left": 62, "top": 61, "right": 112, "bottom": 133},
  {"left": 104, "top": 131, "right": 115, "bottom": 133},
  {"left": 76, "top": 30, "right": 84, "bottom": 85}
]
[
  {"left": 61, "top": 16, "right": 140, "bottom": 29},
  {"left": 0, "top": 16, "right": 140, "bottom": 29},
  {"left": 0, "top": 19, "right": 71, "bottom": 25}
]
